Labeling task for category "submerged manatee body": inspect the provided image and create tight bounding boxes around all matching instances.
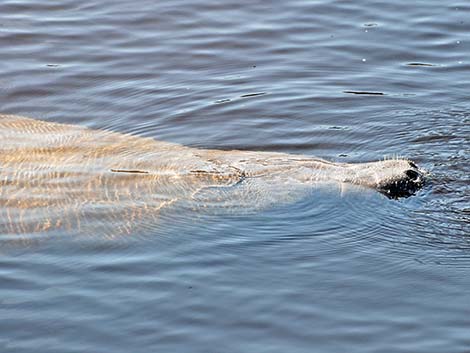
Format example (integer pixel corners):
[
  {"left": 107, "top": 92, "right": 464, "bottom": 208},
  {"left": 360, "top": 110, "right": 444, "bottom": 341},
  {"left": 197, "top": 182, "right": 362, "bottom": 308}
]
[{"left": 0, "top": 114, "right": 425, "bottom": 236}]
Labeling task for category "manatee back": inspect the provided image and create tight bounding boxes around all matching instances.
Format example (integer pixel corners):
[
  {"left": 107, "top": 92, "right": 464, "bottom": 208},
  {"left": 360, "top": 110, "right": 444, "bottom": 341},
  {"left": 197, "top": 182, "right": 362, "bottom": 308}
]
[{"left": 0, "top": 115, "right": 242, "bottom": 237}]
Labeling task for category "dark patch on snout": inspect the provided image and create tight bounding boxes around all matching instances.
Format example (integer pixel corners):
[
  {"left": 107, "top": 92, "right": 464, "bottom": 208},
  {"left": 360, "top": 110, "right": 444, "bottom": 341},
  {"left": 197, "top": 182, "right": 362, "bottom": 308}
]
[
  {"left": 379, "top": 167, "right": 425, "bottom": 199},
  {"left": 405, "top": 169, "right": 420, "bottom": 181}
]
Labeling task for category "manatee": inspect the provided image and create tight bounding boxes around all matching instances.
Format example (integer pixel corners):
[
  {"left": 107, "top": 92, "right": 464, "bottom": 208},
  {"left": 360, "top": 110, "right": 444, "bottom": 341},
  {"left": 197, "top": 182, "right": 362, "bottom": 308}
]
[{"left": 0, "top": 114, "right": 425, "bottom": 236}]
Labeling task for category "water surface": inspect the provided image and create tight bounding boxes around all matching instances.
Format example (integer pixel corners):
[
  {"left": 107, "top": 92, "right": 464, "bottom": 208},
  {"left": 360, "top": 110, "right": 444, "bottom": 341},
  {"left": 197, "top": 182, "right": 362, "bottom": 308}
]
[{"left": 0, "top": 0, "right": 469, "bottom": 352}]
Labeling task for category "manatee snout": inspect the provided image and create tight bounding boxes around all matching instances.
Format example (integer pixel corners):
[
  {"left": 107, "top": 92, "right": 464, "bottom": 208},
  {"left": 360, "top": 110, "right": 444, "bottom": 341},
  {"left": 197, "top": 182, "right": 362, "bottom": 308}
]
[{"left": 379, "top": 161, "right": 426, "bottom": 198}]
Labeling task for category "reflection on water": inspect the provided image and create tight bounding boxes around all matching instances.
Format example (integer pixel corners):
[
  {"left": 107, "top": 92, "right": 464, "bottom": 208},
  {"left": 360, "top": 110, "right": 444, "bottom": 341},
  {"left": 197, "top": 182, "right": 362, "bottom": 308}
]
[{"left": 0, "top": 0, "right": 469, "bottom": 352}]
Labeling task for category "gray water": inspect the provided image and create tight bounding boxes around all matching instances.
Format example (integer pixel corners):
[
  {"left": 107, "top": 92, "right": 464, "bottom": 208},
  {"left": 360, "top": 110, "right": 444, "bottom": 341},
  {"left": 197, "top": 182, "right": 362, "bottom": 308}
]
[{"left": 0, "top": 0, "right": 469, "bottom": 352}]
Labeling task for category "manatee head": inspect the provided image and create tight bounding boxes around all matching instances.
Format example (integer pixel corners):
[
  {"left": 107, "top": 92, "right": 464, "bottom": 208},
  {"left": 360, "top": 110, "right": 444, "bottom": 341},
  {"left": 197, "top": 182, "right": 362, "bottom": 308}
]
[
  {"left": 347, "top": 159, "right": 426, "bottom": 198},
  {"left": 372, "top": 159, "right": 425, "bottom": 198}
]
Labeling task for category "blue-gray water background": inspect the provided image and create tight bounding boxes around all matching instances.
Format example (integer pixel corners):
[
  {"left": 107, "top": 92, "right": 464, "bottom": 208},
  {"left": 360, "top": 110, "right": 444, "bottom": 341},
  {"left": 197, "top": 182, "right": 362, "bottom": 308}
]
[{"left": 0, "top": 0, "right": 469, "bottom": 352}]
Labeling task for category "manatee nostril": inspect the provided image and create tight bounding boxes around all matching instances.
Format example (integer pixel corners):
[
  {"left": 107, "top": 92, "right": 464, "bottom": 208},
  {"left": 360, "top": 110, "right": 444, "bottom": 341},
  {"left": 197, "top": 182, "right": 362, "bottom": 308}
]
[{"left": 405, "top": 169, "right": 420, "bottom": 181}]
